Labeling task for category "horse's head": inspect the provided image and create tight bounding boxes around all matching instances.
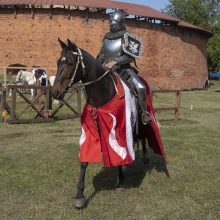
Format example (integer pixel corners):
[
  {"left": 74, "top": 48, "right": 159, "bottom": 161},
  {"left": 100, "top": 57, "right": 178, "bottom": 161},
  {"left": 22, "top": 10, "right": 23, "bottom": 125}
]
[{"left": 52, "top": 38, "right": 84, "bottom": 100}]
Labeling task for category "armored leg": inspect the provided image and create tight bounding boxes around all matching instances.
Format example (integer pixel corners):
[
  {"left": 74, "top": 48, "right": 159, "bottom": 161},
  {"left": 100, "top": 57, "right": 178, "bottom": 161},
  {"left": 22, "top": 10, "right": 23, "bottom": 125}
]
[{"left": 121, "top": 69, "right": 151, "bottom": 124}]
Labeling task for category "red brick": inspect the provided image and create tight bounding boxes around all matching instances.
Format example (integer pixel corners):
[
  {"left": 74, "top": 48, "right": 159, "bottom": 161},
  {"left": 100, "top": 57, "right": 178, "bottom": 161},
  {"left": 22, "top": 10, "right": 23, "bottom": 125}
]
[{"left": 0, "top": 8, "right": 208, "bottom": 89}]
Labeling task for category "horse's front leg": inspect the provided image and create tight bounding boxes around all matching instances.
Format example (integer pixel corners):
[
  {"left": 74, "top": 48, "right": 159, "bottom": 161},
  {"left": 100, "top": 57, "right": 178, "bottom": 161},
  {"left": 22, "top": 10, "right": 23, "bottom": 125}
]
[
  {"left": 142, "top": 138, "right": 149, "bottom": 164},
  {"left": 75, "top": 162, "right": 88, "bottom": 209}
]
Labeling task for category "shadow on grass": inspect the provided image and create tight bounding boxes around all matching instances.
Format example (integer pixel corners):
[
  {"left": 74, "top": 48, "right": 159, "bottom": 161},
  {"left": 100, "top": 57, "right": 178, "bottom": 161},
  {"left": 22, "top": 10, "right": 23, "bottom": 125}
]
[{"left": 86, "top": 150, "right": 169, "bottom": 206}]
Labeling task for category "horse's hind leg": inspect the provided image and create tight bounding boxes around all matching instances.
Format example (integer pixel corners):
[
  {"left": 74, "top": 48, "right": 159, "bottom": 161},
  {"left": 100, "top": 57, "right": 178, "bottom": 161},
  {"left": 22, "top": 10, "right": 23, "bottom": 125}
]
[
  {"left": 116, "top": 165, "right": 126, "bottom": 192},
  {"left": 142, "top": 138, "right": 149, "bottom": 164},
  {"left": 75, "top": 162, "right": 88, "bottom": 209}
]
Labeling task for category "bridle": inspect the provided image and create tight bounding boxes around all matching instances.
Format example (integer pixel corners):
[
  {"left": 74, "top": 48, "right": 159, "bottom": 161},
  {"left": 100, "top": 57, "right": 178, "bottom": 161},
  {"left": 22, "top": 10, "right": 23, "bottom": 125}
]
[{"left": 61, "top": 47, "right": 110, "bottom": 94}]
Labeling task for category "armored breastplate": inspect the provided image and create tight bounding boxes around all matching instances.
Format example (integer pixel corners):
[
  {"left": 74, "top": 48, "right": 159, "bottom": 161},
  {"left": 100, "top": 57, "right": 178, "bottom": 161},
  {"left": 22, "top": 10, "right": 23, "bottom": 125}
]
[{"left": 103, "top": 38, "right": 124, "bottom": 63}]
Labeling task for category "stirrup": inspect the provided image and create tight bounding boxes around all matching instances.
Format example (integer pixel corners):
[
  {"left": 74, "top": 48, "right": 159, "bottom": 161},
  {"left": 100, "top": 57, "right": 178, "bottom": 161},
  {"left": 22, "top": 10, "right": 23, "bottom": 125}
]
[{"left": 142, "top": 111, "right": 152, "bottom": 125}]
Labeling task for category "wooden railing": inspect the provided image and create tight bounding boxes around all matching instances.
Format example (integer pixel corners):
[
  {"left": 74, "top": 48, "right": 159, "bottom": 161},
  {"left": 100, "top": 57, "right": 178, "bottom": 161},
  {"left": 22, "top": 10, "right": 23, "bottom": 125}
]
[
  {"left": 1, "top": 84, "right": 181, "bottom": 124},
  {"left": 0, "top": 84, "right": 82, "bottom": 124},
  {"left": 152, "top": 89, "right": 181, "bottom": 120}
]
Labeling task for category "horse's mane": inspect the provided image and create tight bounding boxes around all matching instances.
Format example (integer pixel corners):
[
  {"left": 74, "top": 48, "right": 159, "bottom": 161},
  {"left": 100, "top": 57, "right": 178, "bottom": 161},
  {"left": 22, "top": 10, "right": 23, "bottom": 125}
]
[
  {"left": 76, "top": 47, "right": 116, "bottom": 107},
  {"left": 80, "top": 49, "right": 106, "bottom": 78}
]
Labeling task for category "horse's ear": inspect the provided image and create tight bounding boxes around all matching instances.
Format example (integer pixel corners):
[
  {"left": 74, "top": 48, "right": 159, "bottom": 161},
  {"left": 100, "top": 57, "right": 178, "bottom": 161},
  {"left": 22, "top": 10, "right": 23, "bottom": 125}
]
[
  {"left": 67, "top": 39, "right": 77, "bottom": 51},
  {"left": 58, "top": 37, "right": 68, "bottom": 50}
]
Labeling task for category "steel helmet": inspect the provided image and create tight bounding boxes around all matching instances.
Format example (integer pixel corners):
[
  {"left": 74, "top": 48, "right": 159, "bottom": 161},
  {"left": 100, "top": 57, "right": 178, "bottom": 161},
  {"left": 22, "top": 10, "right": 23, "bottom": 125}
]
[{"left": 109, "top": 10, "right": 126, "bottom": 33}]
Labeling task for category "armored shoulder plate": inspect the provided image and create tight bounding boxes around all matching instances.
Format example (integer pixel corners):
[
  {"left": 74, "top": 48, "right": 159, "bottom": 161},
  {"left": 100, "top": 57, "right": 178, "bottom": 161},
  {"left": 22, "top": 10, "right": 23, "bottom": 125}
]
[{"left": 122, "top": 32, "right": 143, "bottom": 59}]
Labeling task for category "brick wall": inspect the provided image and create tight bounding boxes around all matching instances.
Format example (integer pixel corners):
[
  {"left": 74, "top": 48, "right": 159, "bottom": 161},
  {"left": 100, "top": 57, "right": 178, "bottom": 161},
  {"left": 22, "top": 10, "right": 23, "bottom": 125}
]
[{"left": 0, "top": 8, "right": 208, "bottom": 89}]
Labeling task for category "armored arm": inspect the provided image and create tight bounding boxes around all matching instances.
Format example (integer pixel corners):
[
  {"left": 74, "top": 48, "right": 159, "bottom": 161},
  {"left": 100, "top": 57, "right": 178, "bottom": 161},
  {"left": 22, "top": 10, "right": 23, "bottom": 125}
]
[{"left": 114, "top": 54, "right": 134, "bottom": 66}]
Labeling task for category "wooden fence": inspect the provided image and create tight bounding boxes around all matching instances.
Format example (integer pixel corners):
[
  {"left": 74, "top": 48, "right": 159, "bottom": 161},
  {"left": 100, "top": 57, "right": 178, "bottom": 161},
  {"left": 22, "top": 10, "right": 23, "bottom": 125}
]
[
  {"left": 0, "top": 84, "right": 181, "bottom": 124},
  {"left": 0, "top": 84, "right": 82, "bottom": 124},
  {"left": 152, "top": 89, "right": 181, "bottom": 120}
]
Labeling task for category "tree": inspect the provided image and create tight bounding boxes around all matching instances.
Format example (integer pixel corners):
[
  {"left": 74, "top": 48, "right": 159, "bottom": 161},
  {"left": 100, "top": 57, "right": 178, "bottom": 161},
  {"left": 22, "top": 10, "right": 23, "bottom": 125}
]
[
  {"left": 163, "top": 0, "right": 220, "bottom": 30},
  {"left": 163, "top": 0, "right": 220, "bottom": 71},
  {"left": 208, "top": 24, "right": 220, "bottom": 71}
]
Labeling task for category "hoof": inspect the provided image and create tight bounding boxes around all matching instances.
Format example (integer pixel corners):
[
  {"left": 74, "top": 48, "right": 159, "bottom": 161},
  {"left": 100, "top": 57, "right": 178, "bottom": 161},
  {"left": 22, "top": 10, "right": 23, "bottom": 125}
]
[
  {"left": 143, "top": 157, "right": 149, "bottom": 164},
  {"left": 75, "top": 198, "right": 87, "bottom": 209},
  {"left": 116, "top": 186, "right": 126, "bottom": 193}
]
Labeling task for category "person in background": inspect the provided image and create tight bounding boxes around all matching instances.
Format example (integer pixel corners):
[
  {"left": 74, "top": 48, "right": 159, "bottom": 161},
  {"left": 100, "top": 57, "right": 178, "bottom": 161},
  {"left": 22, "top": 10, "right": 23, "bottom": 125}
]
[{"left": 33, "top": 68, "right": 47, "bottom": 86}]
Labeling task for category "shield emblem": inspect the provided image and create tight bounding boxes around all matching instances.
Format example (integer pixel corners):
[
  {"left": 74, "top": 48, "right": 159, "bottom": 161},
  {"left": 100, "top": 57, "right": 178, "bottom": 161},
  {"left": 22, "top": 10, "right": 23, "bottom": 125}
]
[{"left": 123, "top": 32, "right": 143, "bottom": 59}]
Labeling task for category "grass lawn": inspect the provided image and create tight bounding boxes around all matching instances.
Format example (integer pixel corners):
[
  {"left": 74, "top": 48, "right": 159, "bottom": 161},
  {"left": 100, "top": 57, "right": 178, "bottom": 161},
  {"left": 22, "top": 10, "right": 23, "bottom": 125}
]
[{"left": 0, "top": 81, "right": 220, "bottom": 220}]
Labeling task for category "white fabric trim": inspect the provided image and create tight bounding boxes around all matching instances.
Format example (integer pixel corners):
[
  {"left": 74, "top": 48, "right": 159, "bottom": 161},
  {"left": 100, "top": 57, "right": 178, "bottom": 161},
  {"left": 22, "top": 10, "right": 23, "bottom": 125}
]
[
  {"left": 121, "top": 80, "right": 136, "bottom": 160},
  {"left": 79, "top": 126, "right": 86, "bottom": 146},
  {"left": 108, "top": 113, "right": 127, "bottom": 160}
]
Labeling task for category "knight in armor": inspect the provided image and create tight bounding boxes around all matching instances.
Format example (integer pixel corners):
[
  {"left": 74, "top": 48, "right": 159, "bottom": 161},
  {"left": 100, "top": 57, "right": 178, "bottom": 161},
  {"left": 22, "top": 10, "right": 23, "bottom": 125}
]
[{"left": 97, "top": 10, "right": 151, "bottom": 124}]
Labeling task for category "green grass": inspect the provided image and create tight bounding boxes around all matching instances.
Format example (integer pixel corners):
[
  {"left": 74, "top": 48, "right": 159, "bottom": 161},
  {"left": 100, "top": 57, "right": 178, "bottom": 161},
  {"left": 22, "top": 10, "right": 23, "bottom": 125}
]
[
  {"left": 0, "top": 74, "right": 15, "bottom": 84},
  {"left": 0, "top": 81, "right": 220, "bottom": 220}
]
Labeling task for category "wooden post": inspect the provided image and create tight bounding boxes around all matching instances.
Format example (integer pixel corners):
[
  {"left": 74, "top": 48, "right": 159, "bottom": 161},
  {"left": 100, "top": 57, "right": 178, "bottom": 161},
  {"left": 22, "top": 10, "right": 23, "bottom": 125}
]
[
  {"left": 1, "top": 89, "right": 6, "bottom": 123},
  {"left": 152, "top": 89, "right": 181, "bottom": 120},
  {"left": 174, "top": 91, "right": 181, "bottom": 120},
  {"left": 0, "top": 87, "right": 3, "bottom": 120},
  {"left": 44, "top": 87, "right": 49, "bottom": 118},
  {"left": 44, "top": 87, "right": 52, "bottom": 118},
  {"left": 10, "top": 87, "right": 17, "bottom": 121},
  {"left": 31, "top": 5, "right": 35, "bottom": 19},
  {"left": 49, "top": 5, "right": 53, "bottom": 19}
]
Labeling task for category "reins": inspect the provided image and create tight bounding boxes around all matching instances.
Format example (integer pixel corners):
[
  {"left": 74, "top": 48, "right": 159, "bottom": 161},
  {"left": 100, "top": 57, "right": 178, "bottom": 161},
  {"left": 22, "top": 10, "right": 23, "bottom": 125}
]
[
  {"left": 76, "top": 69, "right": 110, "bottom": 87},
  {"left": 63, "top": 48, "right": 110, "bottom": 92}
]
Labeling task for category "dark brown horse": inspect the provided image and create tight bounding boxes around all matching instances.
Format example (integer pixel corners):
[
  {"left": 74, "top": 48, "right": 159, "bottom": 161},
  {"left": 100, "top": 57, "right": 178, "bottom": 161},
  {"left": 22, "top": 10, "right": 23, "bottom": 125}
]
[{"left": 52, "top": 39, "right": 166, "bottom": 209}]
